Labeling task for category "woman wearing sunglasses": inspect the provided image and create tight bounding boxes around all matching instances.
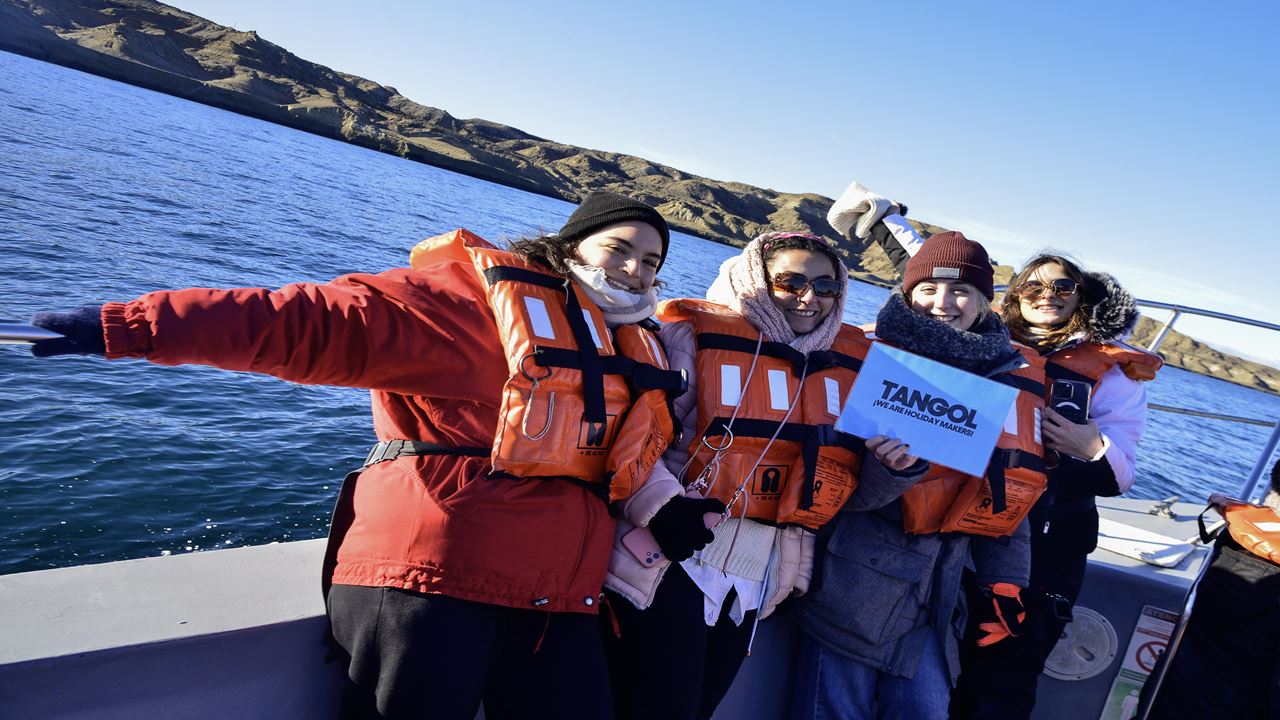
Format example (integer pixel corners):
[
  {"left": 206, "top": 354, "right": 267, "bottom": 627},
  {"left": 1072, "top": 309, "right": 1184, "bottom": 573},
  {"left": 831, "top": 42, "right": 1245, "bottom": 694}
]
[
  {"left": 950, "top": 254, "right": 1161, "bottom": 720},
  {"left": 601, "top": 231, "right": 922, "bottom": 720},
  {"left": 789, "top": 232, "right": 1036, "bottom": 720}
]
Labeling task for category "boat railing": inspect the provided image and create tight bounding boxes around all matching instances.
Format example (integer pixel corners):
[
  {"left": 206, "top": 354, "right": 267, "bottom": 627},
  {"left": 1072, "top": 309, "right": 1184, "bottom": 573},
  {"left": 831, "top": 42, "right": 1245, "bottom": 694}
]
[
  {"left": 1132, "top": 298, "right": 1280, "bottom": 501},
  {"left": 993, "top": 287, "right": 1280, "bottom": 501}
]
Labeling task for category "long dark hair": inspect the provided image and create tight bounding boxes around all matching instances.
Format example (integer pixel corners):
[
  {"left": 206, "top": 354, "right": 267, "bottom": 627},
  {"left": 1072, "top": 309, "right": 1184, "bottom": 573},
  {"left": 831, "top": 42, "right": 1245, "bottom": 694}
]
[
  {"left": 507, "top": 233, "right": 666, "bottom": 289},
  {"left": 1001, "top": 253, "right": 1093, "bottom": 349},
  {"left": 507, "top": 234, "right": 581, "bottom": 276}
]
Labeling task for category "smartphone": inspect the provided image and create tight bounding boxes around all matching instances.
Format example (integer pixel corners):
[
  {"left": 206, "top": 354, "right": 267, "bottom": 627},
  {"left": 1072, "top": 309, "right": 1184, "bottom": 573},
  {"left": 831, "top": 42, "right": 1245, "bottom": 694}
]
[
  {"left": 621, "top": 513, "right": 723, "bottom": 566},
  {"left": 1050, "top": 379, "right": 1091, "bottom": 424},
  {"left": 621, "top": 527, "right": 666, "bottom": 567}
]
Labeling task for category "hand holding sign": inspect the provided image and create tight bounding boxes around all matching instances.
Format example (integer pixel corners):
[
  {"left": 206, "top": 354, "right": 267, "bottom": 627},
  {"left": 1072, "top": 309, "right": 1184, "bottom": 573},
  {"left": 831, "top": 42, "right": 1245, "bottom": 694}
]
[
  {"left": 865, "top": 435, "right": 919, "bottom": 472},
  {"left": 836, "top": 343, "right": 1018, "bottom": 477}
]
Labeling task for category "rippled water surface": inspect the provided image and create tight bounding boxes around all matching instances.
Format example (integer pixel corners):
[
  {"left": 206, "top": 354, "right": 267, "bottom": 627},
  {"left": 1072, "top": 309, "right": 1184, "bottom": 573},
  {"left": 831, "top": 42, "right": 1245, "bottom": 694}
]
[{"left": 2, "top": 51, "right": 1277, "bottom": 574}]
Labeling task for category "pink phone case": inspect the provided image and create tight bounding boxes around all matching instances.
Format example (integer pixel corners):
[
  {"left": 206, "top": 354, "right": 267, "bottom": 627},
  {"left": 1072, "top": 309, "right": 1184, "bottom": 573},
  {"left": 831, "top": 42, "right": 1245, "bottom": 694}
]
[{"left": 621, "top": 527, "right": 665, "bottom": 566}]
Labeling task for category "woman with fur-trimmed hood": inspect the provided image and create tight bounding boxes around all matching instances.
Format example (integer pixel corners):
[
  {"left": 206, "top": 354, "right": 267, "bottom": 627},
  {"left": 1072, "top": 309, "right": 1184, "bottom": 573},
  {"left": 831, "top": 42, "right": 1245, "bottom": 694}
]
[{"left": 951, "top": 253, "right": 1161, "bottom": 720}]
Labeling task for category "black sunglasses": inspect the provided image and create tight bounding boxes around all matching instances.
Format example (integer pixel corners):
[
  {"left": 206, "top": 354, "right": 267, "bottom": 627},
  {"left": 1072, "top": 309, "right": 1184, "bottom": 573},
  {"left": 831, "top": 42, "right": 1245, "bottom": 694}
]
[
  {"left": 1016, "top": 278, "right": 1078, "bottom": 298},
  {"left": 770, "top": 272, "right": 844, "bottom": 299}
]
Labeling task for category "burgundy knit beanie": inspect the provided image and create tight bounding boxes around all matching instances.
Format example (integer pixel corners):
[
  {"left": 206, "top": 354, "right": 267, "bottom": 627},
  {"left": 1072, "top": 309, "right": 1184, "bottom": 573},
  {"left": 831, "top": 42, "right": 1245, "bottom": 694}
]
[{"left": 902, "top": 231, "right": 995, "bottom": 300}]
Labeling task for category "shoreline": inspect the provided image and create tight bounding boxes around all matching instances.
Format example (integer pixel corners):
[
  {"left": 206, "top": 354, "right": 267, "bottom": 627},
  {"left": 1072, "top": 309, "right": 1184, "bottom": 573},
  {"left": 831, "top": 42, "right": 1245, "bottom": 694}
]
[{"left": 0, "top": 1, "right": 1276, "bottom": 395}]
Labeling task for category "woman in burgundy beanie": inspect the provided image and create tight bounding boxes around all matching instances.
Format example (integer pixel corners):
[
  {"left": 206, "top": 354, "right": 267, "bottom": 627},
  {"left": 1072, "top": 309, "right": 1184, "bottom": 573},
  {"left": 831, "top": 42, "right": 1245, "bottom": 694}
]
[
  {"left": 791, "top": 229, "right": 1031, "bottom": 720},
  {"left": 901, "top": 231, "right": 996, "bottom": 301}
]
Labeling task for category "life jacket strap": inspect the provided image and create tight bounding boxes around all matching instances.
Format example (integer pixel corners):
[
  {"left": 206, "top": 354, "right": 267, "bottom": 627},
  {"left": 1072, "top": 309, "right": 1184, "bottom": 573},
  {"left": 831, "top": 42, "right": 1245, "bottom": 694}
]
[
  {"left": 696, "top": 332, "right": 863, "bottom": 374},
  {"left": 985, "top": 448, "right": 1048, "bottom": 515},
  {"left": 363, "top": 440, "right": 490, "bottom": 467},
  {"left": 1045, "top": 361, "right": 1095, "bottom": 386},
  {"left": 531, "top": 346, "right": 687, "bottom": 394},
  {"left": 703, "top": 418, "right": 864, "bottom": 511},
  {"left": 989, "top": 372, "right": 1046, "bottom": 398},
  {"left": 560, "top": 279, "right": 608, "bottom": 424}
]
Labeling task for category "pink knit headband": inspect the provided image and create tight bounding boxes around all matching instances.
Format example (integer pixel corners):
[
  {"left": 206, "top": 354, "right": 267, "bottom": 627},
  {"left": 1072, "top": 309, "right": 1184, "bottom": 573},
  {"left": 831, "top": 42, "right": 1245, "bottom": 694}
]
[{"left": 760, "top": 232, "right": 834, "bottom": 251}]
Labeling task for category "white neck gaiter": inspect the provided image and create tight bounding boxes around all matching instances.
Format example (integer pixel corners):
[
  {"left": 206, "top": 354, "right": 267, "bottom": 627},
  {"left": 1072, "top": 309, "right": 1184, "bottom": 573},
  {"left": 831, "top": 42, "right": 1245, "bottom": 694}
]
[{"left": 566, "top": 260, "right": 659, "bottom": 327}]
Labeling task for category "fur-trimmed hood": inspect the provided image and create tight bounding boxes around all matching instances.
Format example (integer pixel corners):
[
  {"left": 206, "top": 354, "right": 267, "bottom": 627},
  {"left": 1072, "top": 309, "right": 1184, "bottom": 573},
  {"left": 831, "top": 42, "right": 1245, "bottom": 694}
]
[{"left": 1081, "top": 271, "right": 1140, "bottom": 343}]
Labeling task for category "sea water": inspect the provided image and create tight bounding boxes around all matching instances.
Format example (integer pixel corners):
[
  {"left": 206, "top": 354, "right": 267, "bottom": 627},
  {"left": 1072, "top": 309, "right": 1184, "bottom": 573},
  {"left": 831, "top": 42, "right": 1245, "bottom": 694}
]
[{"left": 1, "top": 50, "right": 1277, "bottom": 574}]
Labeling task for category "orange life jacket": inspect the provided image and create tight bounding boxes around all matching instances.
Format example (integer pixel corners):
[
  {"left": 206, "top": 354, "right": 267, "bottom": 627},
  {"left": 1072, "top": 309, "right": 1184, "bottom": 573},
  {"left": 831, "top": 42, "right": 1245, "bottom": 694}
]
[
  {"left": 657, "top": 299, "right": 869, "bottom": 530},
  {"left": 408, "top": 229, "right": 684, "bottom": 502},
  {"left": 1208, "top": 497, "right": 1280, "bottom": 565},
  {"left": 1045, "top": 340, "right": 1163, "bottom": 388},
  {"left": 899, "top": 343, "right": 1049, "bottom": 538}
]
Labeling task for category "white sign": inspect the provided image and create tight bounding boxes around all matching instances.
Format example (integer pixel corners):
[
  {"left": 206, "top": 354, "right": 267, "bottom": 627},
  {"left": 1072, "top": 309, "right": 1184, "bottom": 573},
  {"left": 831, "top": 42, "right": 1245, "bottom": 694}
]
[
  {"left": 835, "top": 342, "right": 1018, "bottom": 476},
  {"left": 1099, "top": 605, "right": 1177, "bottom": 720}
]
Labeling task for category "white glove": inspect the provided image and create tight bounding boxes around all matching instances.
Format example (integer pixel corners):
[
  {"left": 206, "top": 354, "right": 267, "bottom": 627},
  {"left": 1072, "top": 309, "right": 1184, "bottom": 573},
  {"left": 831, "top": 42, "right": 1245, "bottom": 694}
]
[{"left": 827, "top": 180, "right": 901, "bottom": 240}]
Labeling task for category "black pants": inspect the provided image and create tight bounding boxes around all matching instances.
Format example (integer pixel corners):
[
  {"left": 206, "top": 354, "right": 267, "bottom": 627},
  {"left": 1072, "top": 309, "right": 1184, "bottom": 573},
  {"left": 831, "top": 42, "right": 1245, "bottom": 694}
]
[
  {"left": 950, "top": 551, "right": 1088, "bottom": 720},
  {"left": 602, "top": 567, "right": 755, "bottom": 720},
  {"left": 1141, "top": 535, "right": 1280, "bottom": 720},
  {"left": 327, "top": 584, "right": 613, "bottom": 720}
]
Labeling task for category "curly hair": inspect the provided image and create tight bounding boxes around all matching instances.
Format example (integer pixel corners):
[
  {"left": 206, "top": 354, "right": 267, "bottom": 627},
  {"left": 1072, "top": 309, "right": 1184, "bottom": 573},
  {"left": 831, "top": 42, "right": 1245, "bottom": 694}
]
[{"left": 1001, "top": 253, "right": 1093, "bottom": 349}]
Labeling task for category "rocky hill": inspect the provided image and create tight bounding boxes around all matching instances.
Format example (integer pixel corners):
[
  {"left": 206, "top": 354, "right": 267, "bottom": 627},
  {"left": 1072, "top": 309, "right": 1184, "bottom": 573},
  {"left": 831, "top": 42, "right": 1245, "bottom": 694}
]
[{"left": 2, "top": 0, "right": 1276, "bottom": 394}]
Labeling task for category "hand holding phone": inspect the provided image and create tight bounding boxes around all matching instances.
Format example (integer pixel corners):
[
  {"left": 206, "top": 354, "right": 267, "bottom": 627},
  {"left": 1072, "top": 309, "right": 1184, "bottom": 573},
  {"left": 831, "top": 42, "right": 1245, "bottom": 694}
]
[
  {"left": 621, "top": 527, "right": 667, "bottom": 567},
  {"left": 1050, "top": 379, "right": 1091, "bottom": 424},
  {"left": 1043, "top": 380, "right": 1106, "bottom": 460}
]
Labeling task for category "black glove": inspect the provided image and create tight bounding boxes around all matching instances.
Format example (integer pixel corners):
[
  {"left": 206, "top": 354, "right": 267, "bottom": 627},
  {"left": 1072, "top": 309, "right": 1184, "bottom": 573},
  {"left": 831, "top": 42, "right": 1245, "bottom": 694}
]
[
  {"left": 30, "top": 306, "right": 106, "bottom": 357},
  {"left": 647, "top": 495, "right": 726, "bottom": 562},
  {"left": 976, "top": 583, "right": 1027, "bottom": 647}
]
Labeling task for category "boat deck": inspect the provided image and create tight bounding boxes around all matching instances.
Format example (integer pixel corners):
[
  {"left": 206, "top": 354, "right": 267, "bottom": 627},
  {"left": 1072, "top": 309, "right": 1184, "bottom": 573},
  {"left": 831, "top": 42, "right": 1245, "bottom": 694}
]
[{"left": 0, "top": 497, "right": 1213, "bottom": 719}]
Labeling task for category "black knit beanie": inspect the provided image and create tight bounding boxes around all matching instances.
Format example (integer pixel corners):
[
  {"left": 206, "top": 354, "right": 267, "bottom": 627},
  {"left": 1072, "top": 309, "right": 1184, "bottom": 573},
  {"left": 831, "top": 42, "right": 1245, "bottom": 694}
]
[{"left": 557, "top": 192, "right": 671, "bottom": 270}]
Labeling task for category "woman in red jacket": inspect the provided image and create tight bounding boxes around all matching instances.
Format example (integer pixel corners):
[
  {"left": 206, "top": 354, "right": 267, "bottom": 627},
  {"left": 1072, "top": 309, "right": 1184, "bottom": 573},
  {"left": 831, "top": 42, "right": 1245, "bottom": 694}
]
[{"left": 29, "top": 192, "right": 679, "bottom": 720}]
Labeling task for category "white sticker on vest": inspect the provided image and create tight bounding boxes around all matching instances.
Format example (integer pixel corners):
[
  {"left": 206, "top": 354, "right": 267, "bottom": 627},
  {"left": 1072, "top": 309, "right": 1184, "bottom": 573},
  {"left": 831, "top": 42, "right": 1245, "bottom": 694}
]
[
  {"left": 1004, "top": 402, "right": 1019, "bottom": 436},
  {"left": 581, "top": 309, "right": 604, "bottom": 349},
  {"left": 524, "top": 296, "right": 555, "bottom": 340},
  {"left": 825, "top": 377, "right": 841, "bottom": 417},
  {"left": 644, "top": 332, "right": 667, "bottom": 369},
  {"left": 720, "top": 365, "right": 742, "bottom": 407},
  {"left": 1255, "top": 522, "right": 1280, "bottom": 532},
  {"left": 768, "top": 369, "right": 790, "bottom": 411},
  {"left": 1033, "top": 407, "right": 1042, "bottom": 445}
]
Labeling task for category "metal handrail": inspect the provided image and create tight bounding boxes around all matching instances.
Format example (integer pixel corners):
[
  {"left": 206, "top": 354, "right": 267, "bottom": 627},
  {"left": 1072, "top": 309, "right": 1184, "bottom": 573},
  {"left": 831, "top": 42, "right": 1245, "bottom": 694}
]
[
  {"left": 995, "top": 285, "right": 1280, "bottom": 500},
  {"left": 1130, "top": 299, "right": 1280, "bottom": 500},
  {"left": 1146, "top": 403, "right": 1277, "bottom": 428}
]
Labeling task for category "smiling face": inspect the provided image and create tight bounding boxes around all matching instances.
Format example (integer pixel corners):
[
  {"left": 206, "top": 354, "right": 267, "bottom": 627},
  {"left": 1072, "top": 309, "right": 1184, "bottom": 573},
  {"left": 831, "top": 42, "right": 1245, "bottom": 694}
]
[
  {"left": 1017, "top": 261, "right": 1081, "bottom": 329},
  {"left": 766, "top": 249, "right": 839, "bottom": 335},
  {"left": 574, "top": 221, "right": 665, "bottom": 292},
  {"left": 909, "top": 280, "right": 984, "bottom": 331}
]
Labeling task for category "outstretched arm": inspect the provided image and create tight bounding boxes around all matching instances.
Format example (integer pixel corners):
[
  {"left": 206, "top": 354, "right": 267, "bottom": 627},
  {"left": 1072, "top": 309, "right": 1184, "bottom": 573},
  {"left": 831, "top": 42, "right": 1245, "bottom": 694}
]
[{"left": 36, "top": 262, "right": 506, "bottom": 400}]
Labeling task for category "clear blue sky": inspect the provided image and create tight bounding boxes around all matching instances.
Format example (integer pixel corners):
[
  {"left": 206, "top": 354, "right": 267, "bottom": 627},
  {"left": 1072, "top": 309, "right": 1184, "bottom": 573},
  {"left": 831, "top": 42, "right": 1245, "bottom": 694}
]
[{"left": 177, "top": 0, "right": 1279, "bottom": 363}]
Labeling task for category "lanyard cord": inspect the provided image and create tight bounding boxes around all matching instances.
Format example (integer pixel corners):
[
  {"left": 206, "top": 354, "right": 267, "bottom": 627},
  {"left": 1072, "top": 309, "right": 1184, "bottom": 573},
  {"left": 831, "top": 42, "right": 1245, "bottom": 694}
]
[{"left": 681, "top": 332, "right": 766, "bottom": 496}]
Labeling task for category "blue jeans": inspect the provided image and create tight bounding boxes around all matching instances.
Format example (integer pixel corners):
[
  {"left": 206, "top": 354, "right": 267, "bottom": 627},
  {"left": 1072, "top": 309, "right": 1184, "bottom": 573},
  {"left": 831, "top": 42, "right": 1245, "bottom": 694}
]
[{"left": 788, "top": 630, "right": 952, "bottom": 720}]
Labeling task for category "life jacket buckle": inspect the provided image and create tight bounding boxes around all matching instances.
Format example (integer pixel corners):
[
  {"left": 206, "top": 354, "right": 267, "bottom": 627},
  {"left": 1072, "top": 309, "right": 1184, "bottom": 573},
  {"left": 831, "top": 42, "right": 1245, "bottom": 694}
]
[
  {"left": 1002, "top": 448, "right": 1022, "bottom": 469},
  {"left": 363, "top": 440, "right": 403, "bottom": 467}
]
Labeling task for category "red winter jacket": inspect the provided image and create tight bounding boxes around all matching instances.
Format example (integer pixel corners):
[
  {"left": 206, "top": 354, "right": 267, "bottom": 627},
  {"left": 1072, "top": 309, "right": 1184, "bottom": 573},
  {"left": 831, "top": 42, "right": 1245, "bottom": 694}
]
[{"left": 101, "top": 258, "right": 614, "bottom": 614}]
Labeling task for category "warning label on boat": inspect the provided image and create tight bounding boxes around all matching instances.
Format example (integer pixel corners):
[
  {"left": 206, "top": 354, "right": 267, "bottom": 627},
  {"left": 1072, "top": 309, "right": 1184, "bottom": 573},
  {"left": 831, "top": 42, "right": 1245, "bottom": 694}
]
[{"left": 1098, "top": 605, "right": 1177, "bottom": 720}]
